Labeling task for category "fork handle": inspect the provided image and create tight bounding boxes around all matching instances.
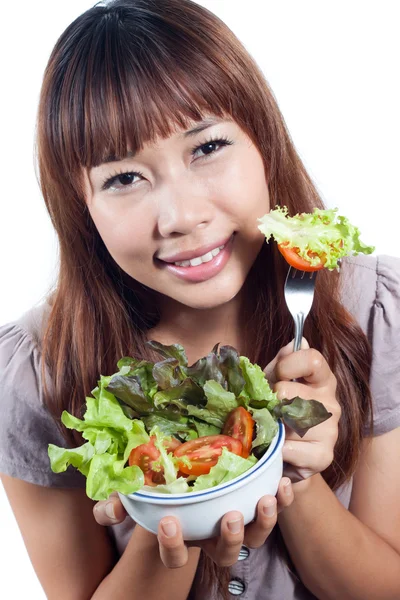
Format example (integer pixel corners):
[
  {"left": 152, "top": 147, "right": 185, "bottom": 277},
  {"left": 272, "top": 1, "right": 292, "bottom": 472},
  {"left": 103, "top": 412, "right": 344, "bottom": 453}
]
[{"left": 293, "top": 312, "right": 305, "bottom": 352}]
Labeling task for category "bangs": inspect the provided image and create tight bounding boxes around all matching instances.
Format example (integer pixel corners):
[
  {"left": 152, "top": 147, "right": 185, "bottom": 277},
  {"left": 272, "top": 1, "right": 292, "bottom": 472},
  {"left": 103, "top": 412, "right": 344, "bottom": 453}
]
[{"left": 48, "top": 2, "right": 250, "bottom": 170}]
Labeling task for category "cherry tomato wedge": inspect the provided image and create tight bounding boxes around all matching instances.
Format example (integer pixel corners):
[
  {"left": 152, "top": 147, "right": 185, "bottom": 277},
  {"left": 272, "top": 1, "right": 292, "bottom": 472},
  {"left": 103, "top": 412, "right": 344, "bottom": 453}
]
[
  {"left": 129, "top": 436, "right": 181, "bottom": 486},
  {"left": 173, "top": 434, "right": 243, "bottom": 476},
  {"left": 278, "top": 243, "right": 325, "bottom": 272},
  {"left": 222, "top": 407, "right": 255, "bottom": 458}
]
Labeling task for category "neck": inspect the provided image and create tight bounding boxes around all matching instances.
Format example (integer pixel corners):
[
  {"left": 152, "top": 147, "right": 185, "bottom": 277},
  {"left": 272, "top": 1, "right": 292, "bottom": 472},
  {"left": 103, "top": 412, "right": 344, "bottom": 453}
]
[{"left": 149, "top": 294, "right": 246, "bottom": 365}]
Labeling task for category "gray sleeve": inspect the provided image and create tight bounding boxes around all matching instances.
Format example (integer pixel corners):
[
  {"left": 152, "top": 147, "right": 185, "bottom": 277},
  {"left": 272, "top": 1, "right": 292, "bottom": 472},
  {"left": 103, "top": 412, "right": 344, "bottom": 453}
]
[
  {"left": 368, "top": 255, "right": 400, "bottom": 435},
  {"left": 0, "top": 321, "right": 85, "bottom": 488}
]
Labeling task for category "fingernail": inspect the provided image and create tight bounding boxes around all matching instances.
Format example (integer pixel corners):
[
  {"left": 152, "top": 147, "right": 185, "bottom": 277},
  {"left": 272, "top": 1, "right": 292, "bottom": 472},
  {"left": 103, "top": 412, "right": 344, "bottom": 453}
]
[
  {"left": 283, "top": 442, "right": 294, "bottom": 451},
  {"left": 263, "top": 502, "right": 276, "bottom": 517},
  {"left": 227, "top": 518, "right": 242, "bottom": 534},
  {"left": 161, "top": 520, "right": 177, "bottom": 538},
  {"left": 284, "top": 480, "right": 292, "bottom": 496},
  {"left": 105, "top": 502, "right": 116, "bottom": 520}
]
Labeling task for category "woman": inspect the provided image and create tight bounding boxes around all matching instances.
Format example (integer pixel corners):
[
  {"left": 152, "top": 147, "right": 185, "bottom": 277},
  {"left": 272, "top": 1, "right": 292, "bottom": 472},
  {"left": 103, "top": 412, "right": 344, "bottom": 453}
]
[{"left": 1, "top": 1, "right": 399, "bottom": 598}]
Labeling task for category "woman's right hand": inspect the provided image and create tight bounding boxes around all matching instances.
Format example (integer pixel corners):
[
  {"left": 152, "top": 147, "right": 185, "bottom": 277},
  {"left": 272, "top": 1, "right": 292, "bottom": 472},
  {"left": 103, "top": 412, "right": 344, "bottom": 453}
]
[{"left": 93, "top": 477, "right": 293, "bottom": 568}]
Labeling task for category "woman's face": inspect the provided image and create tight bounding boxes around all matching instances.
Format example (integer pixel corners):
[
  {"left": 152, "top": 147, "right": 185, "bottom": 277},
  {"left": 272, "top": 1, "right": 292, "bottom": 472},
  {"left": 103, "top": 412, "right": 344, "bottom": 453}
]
[{"left": 85, "top": 117, "right": 269, "bottom": 310}]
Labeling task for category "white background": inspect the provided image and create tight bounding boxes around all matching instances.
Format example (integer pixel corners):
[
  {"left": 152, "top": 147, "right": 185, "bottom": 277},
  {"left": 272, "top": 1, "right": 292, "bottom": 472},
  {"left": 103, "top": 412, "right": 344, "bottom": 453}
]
[{"left": 0, "top": 1, "right": 399, "bottom": 597}]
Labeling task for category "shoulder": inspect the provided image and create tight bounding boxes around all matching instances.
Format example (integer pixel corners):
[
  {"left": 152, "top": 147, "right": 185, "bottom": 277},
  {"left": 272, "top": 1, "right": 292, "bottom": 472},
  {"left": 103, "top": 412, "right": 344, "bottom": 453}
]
[
  {"left": 0, "top": 300, "right": 52, "bottom": 400},
  {"left": 339, "top": 254, "right": 400, "bottom": 336},
  {"left": 340, "top": 255, "right": 400, "bottom": 435},
  {"left": 0, "top": 300, "right": 85, "bottom": 487}
]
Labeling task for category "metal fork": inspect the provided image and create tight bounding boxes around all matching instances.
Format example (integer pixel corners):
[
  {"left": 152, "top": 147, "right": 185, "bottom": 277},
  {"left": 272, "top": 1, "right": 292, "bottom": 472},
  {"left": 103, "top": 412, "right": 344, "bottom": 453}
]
[{"left": 284, "top": 267, "right": 317, "bottom": 351}]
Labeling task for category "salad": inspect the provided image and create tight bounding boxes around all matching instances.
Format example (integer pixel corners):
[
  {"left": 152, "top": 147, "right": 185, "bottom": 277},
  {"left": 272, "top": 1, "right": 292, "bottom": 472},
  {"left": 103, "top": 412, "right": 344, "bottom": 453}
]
[
  {"left": 48, "top": 342, "right": 331, "bottom": 500},
  {"left": 258, "top": 206, "right": 375, "bottom": 271}
]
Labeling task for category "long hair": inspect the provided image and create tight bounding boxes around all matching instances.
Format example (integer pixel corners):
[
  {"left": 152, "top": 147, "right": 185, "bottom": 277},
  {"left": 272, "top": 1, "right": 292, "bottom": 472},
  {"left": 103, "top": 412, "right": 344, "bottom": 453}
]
[{"left": 37, "top": 1, "right": 372, "bottom": 597}]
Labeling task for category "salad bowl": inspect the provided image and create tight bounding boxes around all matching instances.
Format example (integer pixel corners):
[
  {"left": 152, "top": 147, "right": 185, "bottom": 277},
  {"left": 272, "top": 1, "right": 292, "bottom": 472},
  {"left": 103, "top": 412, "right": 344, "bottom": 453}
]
[{"left": 119, "top": 420, "right": 284, "bottom": 540}]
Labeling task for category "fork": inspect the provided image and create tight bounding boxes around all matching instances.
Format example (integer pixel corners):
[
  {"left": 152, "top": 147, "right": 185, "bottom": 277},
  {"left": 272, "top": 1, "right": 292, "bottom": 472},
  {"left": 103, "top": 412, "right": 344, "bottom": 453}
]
[{"left": 284, "top": 267, "right": 317, "bottom": 352}]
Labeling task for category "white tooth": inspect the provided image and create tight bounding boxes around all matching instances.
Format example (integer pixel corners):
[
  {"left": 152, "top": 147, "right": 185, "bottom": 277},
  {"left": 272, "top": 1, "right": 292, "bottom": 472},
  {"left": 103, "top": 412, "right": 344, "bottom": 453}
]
[
  {"left": 201, "top": 251, "right": 213, "bottom": 263},
  {"left": 211, "top": 247, "right": 220, "bottom": 257},
  {"left": 174, "top": 260, "right": 190, "bottom": 267},
  {"left": 190, "top": 257, "right": 203, "bottom": 267},
  {"left": 219, "top": 245, "right": 225, "bottom": 250}
]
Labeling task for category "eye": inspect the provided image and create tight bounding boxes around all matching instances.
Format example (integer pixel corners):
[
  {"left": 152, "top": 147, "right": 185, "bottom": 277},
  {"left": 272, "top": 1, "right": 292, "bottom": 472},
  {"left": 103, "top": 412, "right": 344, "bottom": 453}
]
[
  {"left": 192, "top": 136, "right": 233, "bottom": 160},
  {"left": 101, "top": 170, "right": 144, "bottom": 192}
]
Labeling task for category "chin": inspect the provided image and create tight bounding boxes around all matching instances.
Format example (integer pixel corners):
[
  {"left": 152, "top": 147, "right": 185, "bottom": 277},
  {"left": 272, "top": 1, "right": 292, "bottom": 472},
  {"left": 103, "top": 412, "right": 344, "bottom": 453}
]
[{"left": 176, "top": 284, "right": 243, "bottom": 311}]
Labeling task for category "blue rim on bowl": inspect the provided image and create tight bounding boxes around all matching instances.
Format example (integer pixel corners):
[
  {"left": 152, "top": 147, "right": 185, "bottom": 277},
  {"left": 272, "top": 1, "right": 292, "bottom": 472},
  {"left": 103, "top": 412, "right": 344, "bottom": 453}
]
[{"left": 128, "top": 420, "right": 284, "bottom": 502}]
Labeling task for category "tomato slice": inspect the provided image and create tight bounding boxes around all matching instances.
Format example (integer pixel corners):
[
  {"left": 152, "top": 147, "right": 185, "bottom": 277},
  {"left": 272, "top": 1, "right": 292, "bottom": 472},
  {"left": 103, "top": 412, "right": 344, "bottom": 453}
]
[
  {"left": 278, "top": 243, "right": 325, "bottom": 272},
  {"left": 129, "top": 436, "right": 182, "bottom": 486},
  {"left": 222, "top": 407, "right": 255, "bottom": 458},
  {"left": 173, "top": 434, "right": 243, "bottom": 476}
]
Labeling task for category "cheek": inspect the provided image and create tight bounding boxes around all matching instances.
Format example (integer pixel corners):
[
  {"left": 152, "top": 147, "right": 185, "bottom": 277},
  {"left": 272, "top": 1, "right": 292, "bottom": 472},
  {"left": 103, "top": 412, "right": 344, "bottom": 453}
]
[
  {"left": 210, "top": 154, "right": 269, "bottom": 225},
  {"left": 89, "top": 205, "right": 153, "bottom": 263}
]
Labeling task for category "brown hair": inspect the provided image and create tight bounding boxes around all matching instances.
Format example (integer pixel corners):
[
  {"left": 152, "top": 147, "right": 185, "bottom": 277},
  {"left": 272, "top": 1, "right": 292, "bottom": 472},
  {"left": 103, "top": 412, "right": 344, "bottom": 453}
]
[{"left": 37, "top": 1, "right": 372, "bottom": 597}]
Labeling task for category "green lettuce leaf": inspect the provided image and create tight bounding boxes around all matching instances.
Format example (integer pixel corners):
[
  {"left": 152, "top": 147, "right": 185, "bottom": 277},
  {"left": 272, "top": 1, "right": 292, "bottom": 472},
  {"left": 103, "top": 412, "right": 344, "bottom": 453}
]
[
  {"left": 258, "top": 206, "right": 375, "bottom": 270},
  {"left": 86, "top": 454, "right": 144, "bottom": 500},
  {"left": 250, "top": 407, "right": 278, "bottom": 450},
  {"left": 239, "top": 356, "right": 279, "bottom": 408},
  {"left": 48, "top": 442, "right": 95, "bottom": 477},
  {"left": 49, "top": 382, "right": 150, "bottom": 500},
  {"left": 186, "top": 380, "right": 238, "bottom": 428},
  {"left": 192, "top": 419, "right": 221, "bottom": 437},
  {"left": 191, "top": 448, "right": 257, "bottom": 491},
  {"left": 150, "top": 427, "right": 178, "bottom": 485}
]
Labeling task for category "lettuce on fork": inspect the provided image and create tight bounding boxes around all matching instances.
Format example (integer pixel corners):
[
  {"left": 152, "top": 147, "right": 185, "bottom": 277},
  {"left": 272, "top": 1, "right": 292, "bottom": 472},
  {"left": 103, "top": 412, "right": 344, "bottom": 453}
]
[
  {"left": 258, "top": 206, "right": 374, "bottom": 270},
  {"left": 48, "top": 342, "right": 332, "bottom": 500}
]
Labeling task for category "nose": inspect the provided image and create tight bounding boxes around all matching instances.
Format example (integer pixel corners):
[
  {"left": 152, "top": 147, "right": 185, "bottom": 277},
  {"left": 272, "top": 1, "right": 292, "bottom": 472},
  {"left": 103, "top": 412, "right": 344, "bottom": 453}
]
[{"left": 156, "top": 177, "right": 214, "bottom": 238}]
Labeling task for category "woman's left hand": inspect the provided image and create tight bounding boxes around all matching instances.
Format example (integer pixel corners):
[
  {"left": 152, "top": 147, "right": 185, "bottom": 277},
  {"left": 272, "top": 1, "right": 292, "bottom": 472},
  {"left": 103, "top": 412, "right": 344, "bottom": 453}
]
[{"left": 264, "top": 339, "right": 341, "bottom": 484}]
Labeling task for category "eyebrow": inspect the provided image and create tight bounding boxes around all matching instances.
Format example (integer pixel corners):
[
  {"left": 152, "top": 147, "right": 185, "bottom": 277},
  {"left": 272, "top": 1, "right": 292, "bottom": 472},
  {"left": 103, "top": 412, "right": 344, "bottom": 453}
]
[
  {"left": 183, "top": 117, "right": 223, "bottom": 137},
  {"left": 100, "top": 118, "right": 225, "bottom": 164}
]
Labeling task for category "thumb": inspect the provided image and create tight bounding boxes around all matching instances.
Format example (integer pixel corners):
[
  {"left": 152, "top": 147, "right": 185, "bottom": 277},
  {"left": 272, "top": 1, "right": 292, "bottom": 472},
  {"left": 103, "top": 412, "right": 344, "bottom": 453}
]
[{"left": 263, "top": 337, "right": 310, "bottom": 384}]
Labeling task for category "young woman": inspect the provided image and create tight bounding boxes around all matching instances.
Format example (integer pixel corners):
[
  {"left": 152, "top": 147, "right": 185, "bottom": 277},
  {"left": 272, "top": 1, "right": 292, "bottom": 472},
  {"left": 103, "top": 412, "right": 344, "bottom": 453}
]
[{"left": 1, "top": 1, "right": 399, "bottom": 599}]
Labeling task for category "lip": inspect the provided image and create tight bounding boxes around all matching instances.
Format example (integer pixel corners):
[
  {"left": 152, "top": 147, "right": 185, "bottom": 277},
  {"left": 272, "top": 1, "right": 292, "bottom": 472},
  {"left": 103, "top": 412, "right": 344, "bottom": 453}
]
[
  {"left": 157, "top": 234, "right": 235, "bottom": 283},
  {"left": 158, "top": 235, "right": 232, "bottom": 264}
]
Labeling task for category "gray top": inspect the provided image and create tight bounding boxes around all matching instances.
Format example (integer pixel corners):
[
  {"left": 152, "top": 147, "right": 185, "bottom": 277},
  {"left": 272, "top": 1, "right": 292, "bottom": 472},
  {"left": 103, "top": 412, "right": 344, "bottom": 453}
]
[{"left": 1, "top": 255, "right": 400, "bottom": 599}]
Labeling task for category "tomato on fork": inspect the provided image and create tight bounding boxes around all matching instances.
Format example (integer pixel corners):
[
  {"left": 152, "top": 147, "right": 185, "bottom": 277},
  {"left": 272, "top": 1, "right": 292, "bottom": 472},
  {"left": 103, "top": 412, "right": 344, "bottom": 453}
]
[{"left": 278, "top": 243, "right": 325, "bottom": 272}]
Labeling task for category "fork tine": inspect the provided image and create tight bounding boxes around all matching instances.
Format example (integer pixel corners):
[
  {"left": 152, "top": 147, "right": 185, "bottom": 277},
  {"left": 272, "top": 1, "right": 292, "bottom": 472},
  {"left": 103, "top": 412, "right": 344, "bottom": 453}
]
[
  {"left": 290, "top": 268, "right": 317, "bottom": 281},
  {"left": 284, "top": 266, "right": 317, "bottom": 352}
]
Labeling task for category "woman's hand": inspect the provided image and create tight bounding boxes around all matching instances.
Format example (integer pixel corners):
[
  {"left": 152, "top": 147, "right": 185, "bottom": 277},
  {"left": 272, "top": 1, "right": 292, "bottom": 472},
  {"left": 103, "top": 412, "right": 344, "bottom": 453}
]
[
  {"left": 264, "top": 338, "right": 341, "bottom": 485},
  {"left": 93, "top": 478, "right": 294, "bottom": 567}
]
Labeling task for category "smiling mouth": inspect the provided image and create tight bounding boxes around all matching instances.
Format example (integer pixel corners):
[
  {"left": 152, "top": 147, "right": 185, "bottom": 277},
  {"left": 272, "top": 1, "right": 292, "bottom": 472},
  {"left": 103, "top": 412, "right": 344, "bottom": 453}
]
[
  {"left": 172, "top": 244, "right": 226, "bottom": 267},
  {"left": 155, "top": 235, "right": 235, "bottom": 283}
]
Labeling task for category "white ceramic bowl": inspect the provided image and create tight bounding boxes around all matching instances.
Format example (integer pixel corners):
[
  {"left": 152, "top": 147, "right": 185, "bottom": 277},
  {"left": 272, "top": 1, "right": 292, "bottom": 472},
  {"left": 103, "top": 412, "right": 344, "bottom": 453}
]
[{"left": 119, "top": 421, "right": 284, "bottom": 540}]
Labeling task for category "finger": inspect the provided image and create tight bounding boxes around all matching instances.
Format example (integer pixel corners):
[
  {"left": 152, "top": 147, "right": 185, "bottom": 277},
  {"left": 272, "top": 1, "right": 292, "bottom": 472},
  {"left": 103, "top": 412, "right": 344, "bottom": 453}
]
[
  {"left": 275, "top": 348, "right": 334, "bottom": 386},
  {"left": 158, "top": 517, "right": 189, "bottom": 569},
  {"left": 201, "top": 511, "right": 244, "bottom": 567},
  {"left": 283, "top": 439, "right": 334, "bottom": 473},
  {"left": 276, "top": 477, "right": 294, "bottom": 513},
  {"left": 93, "top": 492, "right": 128, "bottom": 526},
  {"left": 264, "top": 338, "right": 310, "bottom": 384},
  {"left": 243, "top": 496, "right": 277, "bottom": 548}
]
